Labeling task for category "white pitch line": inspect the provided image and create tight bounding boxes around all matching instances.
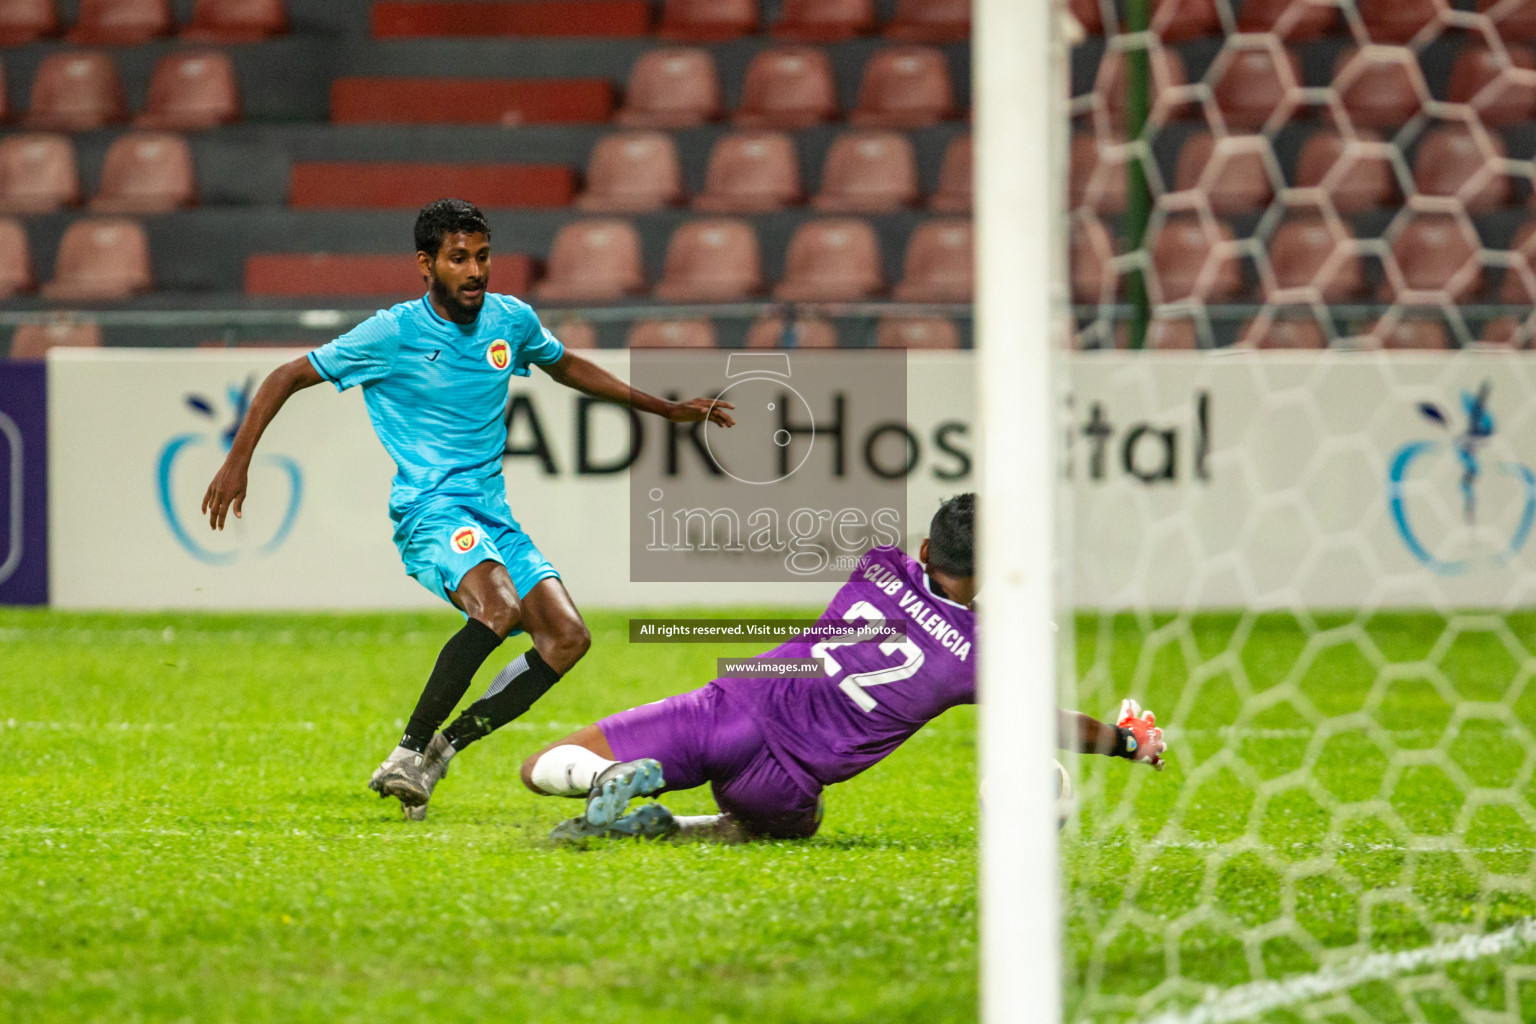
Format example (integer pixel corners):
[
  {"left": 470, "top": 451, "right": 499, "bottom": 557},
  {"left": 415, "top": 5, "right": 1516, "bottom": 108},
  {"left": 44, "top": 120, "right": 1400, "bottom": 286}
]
[{"left": 1143, "top": 917, "right": 1536, "bottom": 1024}]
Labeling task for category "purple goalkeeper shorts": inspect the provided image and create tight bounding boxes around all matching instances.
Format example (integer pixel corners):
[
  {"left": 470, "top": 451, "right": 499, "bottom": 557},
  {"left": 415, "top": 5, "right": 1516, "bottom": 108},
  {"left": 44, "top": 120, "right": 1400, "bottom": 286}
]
[{"left": 597, "top": 683, "right": 824, "bottom": 839}]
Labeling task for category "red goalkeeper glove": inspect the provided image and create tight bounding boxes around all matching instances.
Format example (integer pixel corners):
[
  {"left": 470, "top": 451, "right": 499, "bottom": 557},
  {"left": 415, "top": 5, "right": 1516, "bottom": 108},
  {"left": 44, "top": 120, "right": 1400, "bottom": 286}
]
[{"left": 1115, "top": 698, "right": 1167, "bottom": 770}]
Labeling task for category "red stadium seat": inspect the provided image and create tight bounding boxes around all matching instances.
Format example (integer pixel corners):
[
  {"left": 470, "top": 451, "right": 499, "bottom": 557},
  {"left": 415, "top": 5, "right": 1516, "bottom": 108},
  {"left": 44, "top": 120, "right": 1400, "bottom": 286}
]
[
  {"left": 69, "top": 0, "right": 170, "bottom": 44},
  {"left": 1477, "top": 316, "right": 1525, "bottom": 347},
  {"left": 655, "top": 219, "right": 762, "bottom": 300},
  {"left": 876, "top": 316, "right": 960, "bottom": 349},
  {"left": 291, "top": 163, "right": 571, "bottom": 209},
  {"left": 850, "top": 46, "right": 955, "bottom": 128},
  {"left": 91, "top": 132, "right": 194, "bottom": 213},
  {"left": 1413, "top": 123, "right": 1510, "bottom": 213},
  {"left": 1358, "top": 0, "right": 1438, "bottom": 44},
  {"left": 746, "top": 315, "right": 839, "bottom": 348},
  {"left": 813, "top": 131, "right": 918, "bottom": 212},
  {"left": 10, "top": 319, "right": 102, "bottom": 359},
  {"left": 0, "top": 134, "right": 79, "bottom": 214},
  {"left": 930, "top": 134, "right": 971, "bottom": 213},
  {"left": 1069, "top": 132, "right": 1127, "bottom": 214},
  {"left": 26, "top": 53, "right": 126, "bottom": 131},
  {"left": 1498, "top": 221, "right": 1536, "bottom": 302},
  {"left": 41, "top": 217, "right": 151, "bottom": 300},
  {"left": 244, "top": 253, "right": 441, "bottom": 297},
  {"left": 1264, "top": 216, "right": 1363, "bottom": 302},
  {"left": 1070, "top": 216, "right": 1116, "bottom": 303},
  {"left": 370, "top": 2, "right": 650, "bottom": 38},
  {"left": 1384, "top": 212, "right": 1482, "bottom": 303},
  {"left": 334, "top": 77, "right": 613, "bottom": 125},
  {"left": 0, "top": 0, "right": 56, "bottom": 44},
  {"left": 693, "top": 131, "right": 801, "bottom": 212},
  {"left": 1373, "top": 318, "right": 1450, "bottom": 349},
  {"left": 884, "top": 0, "right": 968, "bottom": 42},
  {"left": 1478, "top": 0, "right": 1536, "bottom": 40},
  {"left": 1096, "top": 47, "right": 1190, "bottom": 127},
  {"left": 1238, "top": 315, "right": 1327, "bottom": 349},
  {"left": 1449, "top": 44, "right": 1536, "bottom": 126},
  {"left": 1210, "top": 43, "right": 1303, "bottom": 131},
  {"left": 1334, "top": 46, "right": 1425, "bottom": 129},
  {"left": 575, "top": 131, "right": 683, "bottom": 212},
  {"left": 182, "top": 0, "right": 286, "bottom": 41},
  {"left": 892, "top": 218, "right": 972, "bottom": 301},
  {"left": 1171, "top": 132, "right": 1274, "bottom": 214},
  {"left": 135, "top": 52, "right": 239, "bottom": 130},
  {"left": 628, "top": 319, "right": 719, "bottom": 348},
  {"left": 534, "top": 219, "right": 645, "bottom": 301},
  {"left": 774, "top": 219, "right": 883, "bottom": 301},
  {"left": 1236, "top": 0, "right": 1336, "bottom": 39},
  {"left": 1150, "top": 0, "right": 1221, "bottom": 41},
  {"left": 772, "top": 0, "right": 873, "bottom": 41},
  {"left": 549, "top": 318, "right": 598, "bottom": 350},
  {"left": 1150, "top": 215, "right": 1241, "bottom": 302},
  {"left": 1294, "top": 129, "right": 1398, "bottom": 212},
  {"left": 0, "top": 218, "right": 33, "bottom": 298},
  {"left": 617, "top": 48, "right": 721, "bottom": 127},
  {"left": 734, "top": 47, "right": 837, "bottom": 128},
  {"left": 658, "top": 0, "right": 754, "bottom": 41},
  {"left": 1145, "top": 316, "right": 1200, "bottom": 350},
  {"left": 1068, "top": 0, "right": 1102, "bottom": 35}
]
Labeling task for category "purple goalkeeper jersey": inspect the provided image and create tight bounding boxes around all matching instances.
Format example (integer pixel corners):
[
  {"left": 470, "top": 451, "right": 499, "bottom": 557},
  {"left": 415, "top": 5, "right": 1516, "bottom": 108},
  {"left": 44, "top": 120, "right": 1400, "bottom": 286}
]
[{"left": 713, "top": 546, "right": 976, "bottom": 790}]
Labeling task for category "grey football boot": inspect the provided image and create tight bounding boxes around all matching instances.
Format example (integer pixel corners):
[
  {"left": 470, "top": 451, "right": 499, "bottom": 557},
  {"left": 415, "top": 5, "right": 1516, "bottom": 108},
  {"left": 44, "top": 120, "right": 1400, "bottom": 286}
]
[
  {"left": 368, "top": 750, "right": 429, "bottom": 809},
  {"left": 403, "top": 733, "right": 454, "bottom": 822},
  {"left": 550, "top": 803, "right": 678, "bottom": 844},
  {"left": 585, "top": 758, "right": 666, "bottom": 828}
]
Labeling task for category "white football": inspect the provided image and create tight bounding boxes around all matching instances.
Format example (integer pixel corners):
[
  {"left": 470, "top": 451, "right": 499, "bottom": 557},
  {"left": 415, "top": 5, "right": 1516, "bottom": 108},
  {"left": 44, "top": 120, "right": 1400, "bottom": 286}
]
[{"left": 1054, "top": 759, "right": 1074, "bottom": 830}]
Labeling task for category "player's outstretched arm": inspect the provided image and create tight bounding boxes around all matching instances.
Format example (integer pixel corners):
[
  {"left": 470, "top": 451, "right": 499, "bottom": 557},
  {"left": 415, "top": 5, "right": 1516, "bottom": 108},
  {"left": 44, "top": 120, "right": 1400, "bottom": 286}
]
[
  {"left": 538, "top": 351, "right": 735, "bottom": 427},
  {"left": 1057, "top": 700, "right": 1167, "bottom": 770},
  {"left": 201, "top": 356, "right": 323, "bottom": 530}
]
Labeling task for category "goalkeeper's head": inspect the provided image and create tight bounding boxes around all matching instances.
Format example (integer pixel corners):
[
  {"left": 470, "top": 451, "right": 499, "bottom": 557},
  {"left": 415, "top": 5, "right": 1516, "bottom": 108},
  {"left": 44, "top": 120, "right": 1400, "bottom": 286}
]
[{"left": 921, "top": 493, "right": 975, "bottom": 605}]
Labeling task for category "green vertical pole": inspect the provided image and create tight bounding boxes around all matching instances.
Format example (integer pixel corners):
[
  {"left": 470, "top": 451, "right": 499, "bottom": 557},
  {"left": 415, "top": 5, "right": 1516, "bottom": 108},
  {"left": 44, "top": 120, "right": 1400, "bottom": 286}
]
[{"left": 1123, "top": 0, "right": 1152, "bottom": 350}]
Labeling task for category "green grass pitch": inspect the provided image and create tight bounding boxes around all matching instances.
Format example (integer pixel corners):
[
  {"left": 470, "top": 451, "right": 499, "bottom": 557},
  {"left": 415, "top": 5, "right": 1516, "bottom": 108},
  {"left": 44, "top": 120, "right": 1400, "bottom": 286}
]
[{"left": 4, "top": 607, "right": 1535, "bottom": 1023}]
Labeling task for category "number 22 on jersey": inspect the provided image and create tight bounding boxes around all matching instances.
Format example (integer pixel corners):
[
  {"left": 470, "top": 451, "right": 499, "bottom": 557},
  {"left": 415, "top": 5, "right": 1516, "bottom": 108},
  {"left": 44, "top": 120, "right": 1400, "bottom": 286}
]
[{"left": 811, "top": 600, "right": 925, "bottom": 712}]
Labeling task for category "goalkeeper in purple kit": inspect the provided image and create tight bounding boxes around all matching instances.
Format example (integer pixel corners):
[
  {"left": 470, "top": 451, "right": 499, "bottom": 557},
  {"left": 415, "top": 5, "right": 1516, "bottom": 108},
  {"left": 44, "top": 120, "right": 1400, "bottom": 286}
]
[{"left": 520, "top": 493, "right": 1169, "bottom": 842}]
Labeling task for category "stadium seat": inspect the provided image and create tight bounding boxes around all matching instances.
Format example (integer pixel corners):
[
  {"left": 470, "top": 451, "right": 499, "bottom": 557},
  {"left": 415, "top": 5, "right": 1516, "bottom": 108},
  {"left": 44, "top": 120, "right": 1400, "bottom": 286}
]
[
  {"left": 244, "top": 253, "right": 439, "bottom": 297},
  {"left": 1171, "top": 132, "right": 1274, "bottom": 214},
  {"left": 746, "top": 315, "right": 839, "bottom": 348},
  {"left": 575, "top": 131, "right": 683, "bottom": 212},
  {"left": 734, "top": 47, "right": 837, "bottom": 128},
  {"left": 1373, "top": 317, "right": 1450, "bottom": 349},
  {"left": 0, "top": 218, "right": 33, "bottom": 298},
  {"left": 627, "top": 319, "right": 718, "bottom": 348},
  {"left": 1412, "top": 123, "right": 1510, "bottom": 213},
  {"left": 1264, "top": 216, "right": 1363, "bottom": 302},
  {"left": 775, "top": 219, "right": 883, "bottom": 301},
  {"left": 1150, "top": 0, "right": 1221, "bottom": 41},
  {"left": 1448, "top": 44, "right": 1536, "bottom": 126},
  {"left": 692, "top": 131, "right": 801, "bottom": 212},
  {"left": 292, "top": 163, "right": 571, "bottom": 209},
  {"left": 813, "top": 131, "right": 918, "bottom": 212},
  {"left": 0, "top": 134, "right": 79, "bottom": 214},
  {"left": 40, "top": 217, "right": 151, "bottom": 300},
  {"left": 658, "top": 0, "right": 755, "bottom": 40},
  {"left": 534, "top": 220, "right": 645, "bottom": 301},
  {"left": 1358, "top": 0, "right": 1437, "bottom": 44},
  {"left": 876, "top": 316, "right": 960, "bottom": 349},
  {"left": 654, "top": 219, "right": 762, "bottom": 301},
  {"left": 1478, "top": 316, "right": 1525, "bottom": 347},
  {"left": 25, "top": 52, "right": 127, "bottom": 131},
  {"left": 1238, "top": 315, "right": 1327, "bottom": 348},
  {"left": 1236, "top": 0, "right": 1336, "bottom": 39},
  {"left": 850, "top": 46, "right": 955, "bottom": 128},
  {"left": 1068, "top": 0, "right": 1102, "bottom": 34},
  {"left": 69, "top": 0, "right": 170, "bottom": 44},
  {"left": 91, "top": 133, "right": 194, "bottom": 213},
  {"left": 1478, "top": 0, "right": 1536, "bottom": 40},
  {"left": 0, "top": 0, "right": 55, "bottom": 44},
  {"left": 1210, "top": 44, "right": 1303, "bottom": 131},
  {"left": 1070, "top": 216, "right": 1116, "bottom": 303},
  {"left": 1294, "top": 129, "right": 1398, "bottom": 212},
  {"left": 335, "top": 78, "right": 613, "bottom": 125},
  {"left": 929, "top": 134, "right": 971, "bottom": 212},
  {"left": 182, "top": 0, "right": 286, "bottom": 41},
  {"left": 1069, "top": 133, "right": 1127, "bottom": 214},
  {"left": 135, "top": 52, "right": 239, "bottom": 130},
  {"left": 10, "top": 319, "right": 102, "bottom": 359},
  {"left": 549, "top": 318, "right": 597, "bottom": 349},
  {"left": 892, "top": 218, "right": 972, "bottom": 301},
  {"left": 1096, "top": 47, "right": 1190, "bottom": 126},
  {"left": 1334, "top": 46, "right": 1424, "bottom": 128},
  {"left": 1145, "top": 316, "right": 1200, "bottom": 350},
  {"left": 1498, "top": 221, "right": 1536, "bottom": 302},
  {"left": 369, "top": 1, "right": 650, "bottom": 37},
  {"left": 617, "top": 48, "right": 721, "bottom": 127},
  {"left": 772, "top": 0, "right": 873, "bottom": 41},
  {"left": 1384, "top": 212, "right": 1482, "bottom": 303},
  {"left": 884, "top": 0, "right": 968, "bottom": 42},
  {"left": 1150, "top": 215, "right": 1242, "bottom": 302}
]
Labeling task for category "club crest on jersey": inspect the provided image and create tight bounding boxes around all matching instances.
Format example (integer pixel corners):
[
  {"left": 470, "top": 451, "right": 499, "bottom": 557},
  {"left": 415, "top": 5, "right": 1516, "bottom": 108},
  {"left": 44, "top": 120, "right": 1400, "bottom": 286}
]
[
  {"left": 451, "top": 526, "right": 478, "bottom": 553},
  {"left": 486, "top": 340, "right": 511, "bottom": 370}
]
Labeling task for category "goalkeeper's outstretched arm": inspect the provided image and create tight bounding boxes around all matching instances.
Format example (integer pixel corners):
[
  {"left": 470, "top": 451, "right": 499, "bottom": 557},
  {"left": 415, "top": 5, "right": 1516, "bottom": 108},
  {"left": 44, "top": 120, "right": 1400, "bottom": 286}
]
[{"left": 1058, "top": 700, "right": 1167, "bottom": 770}]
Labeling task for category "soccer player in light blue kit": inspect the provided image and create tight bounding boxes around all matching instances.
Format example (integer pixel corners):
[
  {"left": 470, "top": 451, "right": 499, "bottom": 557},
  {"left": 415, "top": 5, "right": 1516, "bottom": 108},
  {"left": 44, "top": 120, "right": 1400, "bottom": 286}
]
[{"left": 202, "top": 199, "right": 734, "bottom": 820}]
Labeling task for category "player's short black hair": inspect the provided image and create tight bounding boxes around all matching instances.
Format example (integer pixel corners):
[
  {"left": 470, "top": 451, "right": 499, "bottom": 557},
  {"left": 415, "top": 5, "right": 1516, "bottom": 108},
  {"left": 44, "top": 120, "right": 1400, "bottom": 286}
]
[
  {"left": 927, "top": 493, "right": 975, "bottom": 577},
  {"left": 415, "top": 198, "right": 490, "bottom": 257}
]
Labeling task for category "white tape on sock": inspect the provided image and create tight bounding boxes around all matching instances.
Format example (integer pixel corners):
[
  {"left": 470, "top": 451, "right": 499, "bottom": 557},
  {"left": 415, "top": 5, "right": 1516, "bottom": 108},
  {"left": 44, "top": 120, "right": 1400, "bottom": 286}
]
[{"left": 530, "top": 744, "right": 615, "bottom": 796}]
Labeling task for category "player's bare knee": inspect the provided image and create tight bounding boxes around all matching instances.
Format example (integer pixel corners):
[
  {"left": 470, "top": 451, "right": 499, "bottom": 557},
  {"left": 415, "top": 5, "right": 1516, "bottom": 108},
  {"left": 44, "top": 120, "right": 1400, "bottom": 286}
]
[
  {"left": 477, "top": 595, "right": 521, "bottom": 638},
  {"left": 518, "top": 753, "right": 542, "bottom": 792},
  {"left": 543, "top": 619, "right": 590, "bottom": 670}
]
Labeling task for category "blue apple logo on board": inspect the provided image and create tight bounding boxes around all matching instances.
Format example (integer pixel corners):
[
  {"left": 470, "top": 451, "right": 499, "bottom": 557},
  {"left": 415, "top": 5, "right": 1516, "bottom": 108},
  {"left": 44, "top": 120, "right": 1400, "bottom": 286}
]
[
  {"left": 1388, "top": 380, "right": 1536, "bottom": 576},
  {"left": 155, "top": 376, "right": 304, "bottom": 565}
]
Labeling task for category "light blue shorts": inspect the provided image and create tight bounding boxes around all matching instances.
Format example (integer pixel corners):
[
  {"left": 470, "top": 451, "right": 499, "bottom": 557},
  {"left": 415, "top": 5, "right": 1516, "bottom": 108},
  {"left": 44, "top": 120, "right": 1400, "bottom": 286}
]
[{"left": 399, "top": 504, "right": 560, "bottom": 622}]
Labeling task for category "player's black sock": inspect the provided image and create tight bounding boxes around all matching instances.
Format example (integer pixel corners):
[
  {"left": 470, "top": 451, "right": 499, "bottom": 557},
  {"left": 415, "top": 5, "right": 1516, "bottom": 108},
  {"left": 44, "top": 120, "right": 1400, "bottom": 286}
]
[
  {"left": 399, "top": 618, "right": 504, "bottom": 753},
  {"left": 441, "top": 649, "right": 562, "bottom": 751}
]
